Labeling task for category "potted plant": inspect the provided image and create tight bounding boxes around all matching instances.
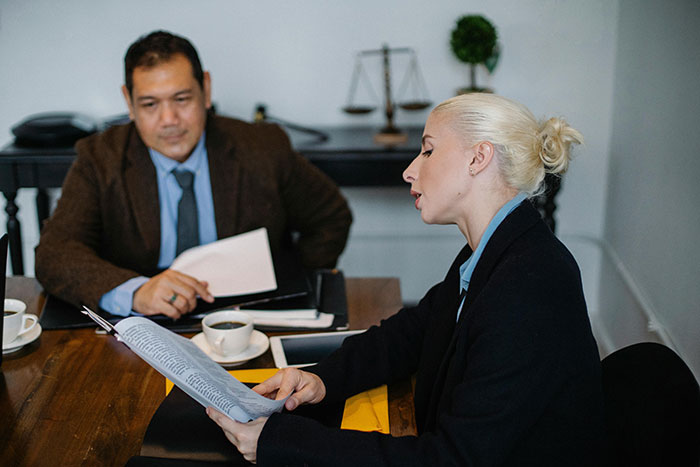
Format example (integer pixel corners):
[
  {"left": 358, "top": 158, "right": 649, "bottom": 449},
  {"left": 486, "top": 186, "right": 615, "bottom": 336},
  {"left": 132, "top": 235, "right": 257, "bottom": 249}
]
[{"left": 450, "top": 15, "right": 499, "bottom": 93}]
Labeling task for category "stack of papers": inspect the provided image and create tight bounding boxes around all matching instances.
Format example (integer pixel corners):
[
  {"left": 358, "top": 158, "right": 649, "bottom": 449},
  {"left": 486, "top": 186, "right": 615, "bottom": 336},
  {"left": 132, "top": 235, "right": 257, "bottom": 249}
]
[{"left": 240, "top": 309, "right": 335, "bottom": 329}]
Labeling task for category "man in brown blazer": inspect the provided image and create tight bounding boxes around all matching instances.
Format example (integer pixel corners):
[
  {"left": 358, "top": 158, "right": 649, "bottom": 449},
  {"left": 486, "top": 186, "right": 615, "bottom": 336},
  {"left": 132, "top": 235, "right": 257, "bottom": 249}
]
[{"left": 35, "top": 31, "right": 351, "bottom": 319}]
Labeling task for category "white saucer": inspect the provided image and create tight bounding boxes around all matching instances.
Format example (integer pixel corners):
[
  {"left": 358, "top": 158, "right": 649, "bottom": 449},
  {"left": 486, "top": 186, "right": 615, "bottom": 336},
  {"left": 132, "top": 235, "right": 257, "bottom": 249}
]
[
  {"left": 3, "top": 322, "right": 42, "bottom": 354},
  {"left": 191, "top": 330, "right": 269, "bottom": 365}
]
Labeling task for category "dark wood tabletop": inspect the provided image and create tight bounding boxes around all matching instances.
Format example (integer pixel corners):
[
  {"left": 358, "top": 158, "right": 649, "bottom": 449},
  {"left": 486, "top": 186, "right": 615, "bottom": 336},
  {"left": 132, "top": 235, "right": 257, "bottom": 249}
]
[{"left": 1, "top": 276, "right": 416, "bottom": 466}]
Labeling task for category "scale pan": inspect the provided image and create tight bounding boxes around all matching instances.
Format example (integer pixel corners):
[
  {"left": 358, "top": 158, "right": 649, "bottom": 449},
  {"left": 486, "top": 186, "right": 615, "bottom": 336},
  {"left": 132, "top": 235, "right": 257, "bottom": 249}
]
[
  {"left": 343, "top": 106, "right": 376, "bottom": 115},
  {"left": 399, "top": 101, "right": 432, "bottom": 111}
]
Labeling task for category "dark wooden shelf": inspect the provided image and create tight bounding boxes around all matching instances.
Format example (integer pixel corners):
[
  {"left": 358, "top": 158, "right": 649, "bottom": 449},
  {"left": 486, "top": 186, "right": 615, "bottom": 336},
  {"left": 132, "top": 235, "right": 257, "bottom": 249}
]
[
  {"left": 0, "top": 125, "right": 422, "bottom": 274},
  {"left": 1, "top": 124, "right": 560, "bottom": 275}
]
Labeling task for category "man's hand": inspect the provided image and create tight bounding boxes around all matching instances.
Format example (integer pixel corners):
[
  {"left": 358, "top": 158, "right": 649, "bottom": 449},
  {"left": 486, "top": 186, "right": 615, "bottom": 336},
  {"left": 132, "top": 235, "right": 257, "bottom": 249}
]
[
  {"left": 253, "top": 368, "right": 326, "bottom": 411},
  {"left": 132, "top": 269, "right": 214, "bottom": 318},
  {"left": 207, "top": 410, "right": 266, "bottom": 464}
]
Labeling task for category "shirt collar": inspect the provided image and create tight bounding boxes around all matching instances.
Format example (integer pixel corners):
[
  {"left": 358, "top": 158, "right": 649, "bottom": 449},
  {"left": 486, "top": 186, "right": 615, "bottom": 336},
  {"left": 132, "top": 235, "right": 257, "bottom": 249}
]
[
  {"left": 148, "top": 132, "right": 207, "bottom": 176},
  {"left": 459, "top": 192, "right": 528, "bottom": 292}
]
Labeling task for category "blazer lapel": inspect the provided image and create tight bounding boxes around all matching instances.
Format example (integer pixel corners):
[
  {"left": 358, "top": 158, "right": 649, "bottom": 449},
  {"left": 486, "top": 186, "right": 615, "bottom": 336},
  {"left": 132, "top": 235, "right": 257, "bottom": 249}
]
[
  {"left": 205, "top": 118, "right": 242, "bottom": 240},
  {"left": 460, "top": 200, "right": 541, "bottom": 318},
  {"left": 417, "top": 246, "right": 470, "bottom": 430},
  {"left": 123, "top": 126, "right": 160, "bottom": 262},
  {"left": 421, "top": 201, "right": 541, "bottom": 430}
]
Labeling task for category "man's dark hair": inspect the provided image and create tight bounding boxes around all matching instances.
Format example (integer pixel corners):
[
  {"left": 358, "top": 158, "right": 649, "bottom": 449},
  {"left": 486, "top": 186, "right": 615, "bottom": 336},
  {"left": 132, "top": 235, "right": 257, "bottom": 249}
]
[{"left": 124, "top": 30, "right": 204, "bottom": 95}]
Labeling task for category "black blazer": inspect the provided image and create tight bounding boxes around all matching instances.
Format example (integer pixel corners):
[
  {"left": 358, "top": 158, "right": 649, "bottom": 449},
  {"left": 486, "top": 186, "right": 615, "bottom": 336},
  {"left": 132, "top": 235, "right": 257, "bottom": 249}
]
[{"left": 258, "top": 201, "right": 605, "bottom": 466}]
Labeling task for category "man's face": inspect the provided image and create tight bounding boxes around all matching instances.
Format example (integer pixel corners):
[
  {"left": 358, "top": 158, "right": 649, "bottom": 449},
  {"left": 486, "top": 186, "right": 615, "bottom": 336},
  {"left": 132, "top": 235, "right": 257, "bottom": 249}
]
[{"left": 122, "top": 53, "right": 211, "bottom": 162}]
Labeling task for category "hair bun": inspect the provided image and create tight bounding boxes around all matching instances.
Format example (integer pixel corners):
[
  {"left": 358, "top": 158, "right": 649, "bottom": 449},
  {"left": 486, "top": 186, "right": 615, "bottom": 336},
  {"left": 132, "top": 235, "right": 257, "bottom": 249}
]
[{"left": 537, "top": 117, "right": 584, "bottom": 175}]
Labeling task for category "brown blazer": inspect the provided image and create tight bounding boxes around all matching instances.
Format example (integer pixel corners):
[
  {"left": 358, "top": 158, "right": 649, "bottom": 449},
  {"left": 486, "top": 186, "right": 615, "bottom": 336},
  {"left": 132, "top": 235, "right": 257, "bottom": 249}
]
[{"left": 35, "top": 115, "right": 352, "bottom": 310}]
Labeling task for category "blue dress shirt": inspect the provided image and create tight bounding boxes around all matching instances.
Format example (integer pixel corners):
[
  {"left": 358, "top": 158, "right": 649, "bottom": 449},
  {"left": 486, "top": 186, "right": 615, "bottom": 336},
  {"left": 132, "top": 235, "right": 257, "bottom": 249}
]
[
  {"left": 456, "top": 192, "right": 527, "bottom": 321},
  {"left": 99, "top": 134, "right": 218, "bottom": 316}
]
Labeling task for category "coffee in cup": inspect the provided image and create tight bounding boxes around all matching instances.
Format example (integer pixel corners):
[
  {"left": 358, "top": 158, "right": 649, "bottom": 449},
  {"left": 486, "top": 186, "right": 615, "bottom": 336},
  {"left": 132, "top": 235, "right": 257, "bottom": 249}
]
[
  {"left": 209, "top": 321, "right": 247, "bottom": 330},
  {"left": 202, "top": 310, "right": 253, "bottom": 357},
  {"left": 3, "top": 298, "right": 37, "bottom": 344}
]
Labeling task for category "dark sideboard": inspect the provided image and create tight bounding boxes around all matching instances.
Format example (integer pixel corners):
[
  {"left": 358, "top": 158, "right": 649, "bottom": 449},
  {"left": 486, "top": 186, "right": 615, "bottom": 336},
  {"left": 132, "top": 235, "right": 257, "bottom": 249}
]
[{"left": 1, "top": 125, "right": 560, "bottom": 275}]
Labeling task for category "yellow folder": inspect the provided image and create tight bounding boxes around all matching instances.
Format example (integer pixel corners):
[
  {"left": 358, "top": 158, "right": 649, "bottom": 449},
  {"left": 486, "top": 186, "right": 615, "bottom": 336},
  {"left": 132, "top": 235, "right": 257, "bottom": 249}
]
[{"left": 165, "top": 368, "right": 389, "bottom": 434}]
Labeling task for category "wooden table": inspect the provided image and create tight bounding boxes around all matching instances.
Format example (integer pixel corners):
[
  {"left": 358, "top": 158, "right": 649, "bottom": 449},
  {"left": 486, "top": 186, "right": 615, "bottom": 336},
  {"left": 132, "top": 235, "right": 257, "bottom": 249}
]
[{"left": 1, "top": 277, "right": 416, "bottom": 466}]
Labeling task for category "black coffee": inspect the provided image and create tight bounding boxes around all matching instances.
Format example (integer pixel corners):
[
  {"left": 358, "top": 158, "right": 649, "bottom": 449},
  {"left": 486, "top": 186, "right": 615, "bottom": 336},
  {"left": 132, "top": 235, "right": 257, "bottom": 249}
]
[
  {"left": 210, "top": 321, "right": 246, "bottom": 330},
  {"left": 4, "top": 310, "right": 17, "bottom": 317}
]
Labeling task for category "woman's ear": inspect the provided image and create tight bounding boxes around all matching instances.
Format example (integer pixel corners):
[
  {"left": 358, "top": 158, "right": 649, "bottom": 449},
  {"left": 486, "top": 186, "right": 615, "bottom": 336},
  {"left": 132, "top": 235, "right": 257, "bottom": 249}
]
[{"left": 468, "top": 141, "right": 495, "bottom": 176}]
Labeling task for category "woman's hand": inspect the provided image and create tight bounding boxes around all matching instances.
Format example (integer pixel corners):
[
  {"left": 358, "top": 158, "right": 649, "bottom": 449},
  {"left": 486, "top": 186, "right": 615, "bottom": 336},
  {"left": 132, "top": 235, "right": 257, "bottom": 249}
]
[
  {"left": 206, "top": 409, "right": 266, "bottom": 464},
  {"left": 253, "top": 367, "right": 326, "bottom": 411},
  {"left": 206, "top": 369, "right": 326, "bottom": 461}
]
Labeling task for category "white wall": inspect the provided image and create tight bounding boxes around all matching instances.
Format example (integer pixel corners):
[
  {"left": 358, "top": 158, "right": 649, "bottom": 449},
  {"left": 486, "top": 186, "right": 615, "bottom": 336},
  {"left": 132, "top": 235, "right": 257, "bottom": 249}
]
[
  {"left": 0, "top": 0, "right": 618, "bottom": 303},
  {"left": 599, "top": 0, "right": 700, "bottom": 377}
]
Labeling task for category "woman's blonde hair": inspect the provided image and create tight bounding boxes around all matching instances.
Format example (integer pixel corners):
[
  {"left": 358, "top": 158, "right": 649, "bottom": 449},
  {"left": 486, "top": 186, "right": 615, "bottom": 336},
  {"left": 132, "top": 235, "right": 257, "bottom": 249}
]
[{"left": 433, "top": 93, "right": 583, "bottom": 196}]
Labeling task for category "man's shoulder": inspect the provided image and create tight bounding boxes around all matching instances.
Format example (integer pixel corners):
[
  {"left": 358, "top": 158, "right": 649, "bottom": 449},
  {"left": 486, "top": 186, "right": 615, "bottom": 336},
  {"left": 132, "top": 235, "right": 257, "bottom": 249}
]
[
  {"left": 206, "top": 115, "right": 290, "bottom": 150},
  {"left": 74, "top": 122, "right": 136, "bottom": 162}
]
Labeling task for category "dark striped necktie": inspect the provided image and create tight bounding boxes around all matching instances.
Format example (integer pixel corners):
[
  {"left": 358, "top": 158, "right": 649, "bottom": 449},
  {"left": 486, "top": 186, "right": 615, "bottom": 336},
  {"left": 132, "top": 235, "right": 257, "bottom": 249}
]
[{"left": 173, "top": 169, "right": 199, "bottom": 256}]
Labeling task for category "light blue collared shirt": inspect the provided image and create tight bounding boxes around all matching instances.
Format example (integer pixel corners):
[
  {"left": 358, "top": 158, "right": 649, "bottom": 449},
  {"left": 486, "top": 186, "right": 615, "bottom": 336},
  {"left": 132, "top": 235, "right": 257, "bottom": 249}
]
[
  {"left": 99, "top": 134, "right": 218, "bottom": 316},
  {"left": 456, "top": 192, "right": 528, "bottom": 321}
]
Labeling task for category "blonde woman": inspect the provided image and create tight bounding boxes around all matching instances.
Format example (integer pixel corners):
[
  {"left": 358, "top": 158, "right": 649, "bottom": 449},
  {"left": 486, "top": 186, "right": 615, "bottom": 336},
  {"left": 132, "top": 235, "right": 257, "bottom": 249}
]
[{"left": 208, "top": 94, "right": 605, "bottom": 466}]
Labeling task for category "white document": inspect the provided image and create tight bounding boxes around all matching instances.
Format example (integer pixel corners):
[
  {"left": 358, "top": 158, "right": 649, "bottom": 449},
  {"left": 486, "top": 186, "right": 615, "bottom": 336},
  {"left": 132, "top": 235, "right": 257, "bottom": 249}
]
[
  {"left": 244, "top": 311, "right": 336, "bottom": 329},
  {"left": 241, "top": 308, "right": 319, "bottom": 320},
  {"left": 112, "top": 316, "right": 286, "bottom": 422},
  {"left": 170, "top": 228, "right": 277, "bottom": 297}
]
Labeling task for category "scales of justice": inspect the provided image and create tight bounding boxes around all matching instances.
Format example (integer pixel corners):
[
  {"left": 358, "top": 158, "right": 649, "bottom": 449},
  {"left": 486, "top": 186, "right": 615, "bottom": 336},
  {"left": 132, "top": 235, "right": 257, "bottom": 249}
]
[{"left": 342, "top": 44, "right": 432, "bottom": 145}]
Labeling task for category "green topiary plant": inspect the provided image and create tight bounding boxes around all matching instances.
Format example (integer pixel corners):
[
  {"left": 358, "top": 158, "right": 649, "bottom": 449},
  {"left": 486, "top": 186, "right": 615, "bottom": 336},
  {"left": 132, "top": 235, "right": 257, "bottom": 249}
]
[{"left": 450, "top": 15, "right": 499, "bottom": 92}]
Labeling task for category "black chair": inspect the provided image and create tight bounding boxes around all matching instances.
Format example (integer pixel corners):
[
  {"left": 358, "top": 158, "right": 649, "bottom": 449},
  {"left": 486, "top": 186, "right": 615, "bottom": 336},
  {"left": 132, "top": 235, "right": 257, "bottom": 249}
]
[{"left": 601, "top": 342, "right": 700, "bottom": 466}]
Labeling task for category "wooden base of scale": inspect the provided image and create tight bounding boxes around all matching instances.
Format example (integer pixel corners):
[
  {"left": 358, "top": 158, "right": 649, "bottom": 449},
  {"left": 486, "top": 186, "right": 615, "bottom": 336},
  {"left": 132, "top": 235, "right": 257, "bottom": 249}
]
[{"left": 373, "top": 128, "right": 408, "bottom": 145}]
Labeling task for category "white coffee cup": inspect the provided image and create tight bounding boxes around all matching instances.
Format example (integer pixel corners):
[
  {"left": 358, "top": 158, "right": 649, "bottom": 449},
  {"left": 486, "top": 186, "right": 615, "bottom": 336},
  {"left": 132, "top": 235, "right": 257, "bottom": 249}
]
[
  {"left": 4, "top": 298, "right": 37, "bottom": 344},
  {"left": 202, "top": 310, "right": 253, "bottom": 357}
]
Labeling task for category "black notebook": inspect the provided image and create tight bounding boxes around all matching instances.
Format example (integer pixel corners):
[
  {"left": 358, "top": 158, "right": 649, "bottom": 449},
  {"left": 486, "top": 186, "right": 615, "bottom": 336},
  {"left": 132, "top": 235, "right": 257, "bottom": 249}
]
[{"left": 39, "top": 265, "right": 348, "bottom": 333}]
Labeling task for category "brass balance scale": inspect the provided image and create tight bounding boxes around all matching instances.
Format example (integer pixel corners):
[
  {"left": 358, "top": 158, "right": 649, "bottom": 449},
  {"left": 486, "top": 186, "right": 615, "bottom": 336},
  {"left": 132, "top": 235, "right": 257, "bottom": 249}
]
[{"left": 343, "top": 45, "right": 431, "bottom": 144}]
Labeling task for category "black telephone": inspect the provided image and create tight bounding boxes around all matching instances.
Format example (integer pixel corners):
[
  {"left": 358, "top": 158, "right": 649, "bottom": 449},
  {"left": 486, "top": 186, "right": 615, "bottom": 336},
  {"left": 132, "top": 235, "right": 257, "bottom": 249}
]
[{"left": 12, "top": 112, "right": 99, "bottom": 148}]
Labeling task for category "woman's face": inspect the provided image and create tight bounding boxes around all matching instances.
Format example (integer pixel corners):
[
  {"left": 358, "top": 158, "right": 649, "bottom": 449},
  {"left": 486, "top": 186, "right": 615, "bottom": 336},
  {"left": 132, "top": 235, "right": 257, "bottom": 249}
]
[{"left": 403, "top": 111, "right": 472, "bottom": 225}]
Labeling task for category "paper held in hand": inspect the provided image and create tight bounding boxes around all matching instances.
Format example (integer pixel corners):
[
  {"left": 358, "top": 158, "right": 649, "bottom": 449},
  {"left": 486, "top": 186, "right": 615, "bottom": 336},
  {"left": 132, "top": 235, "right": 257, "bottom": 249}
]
[
  {"left": 170, "top": 227, "right": 277, "bottom": 297},
  {"left": 81, "top": 307, "right": 286, "bottom": 422}
]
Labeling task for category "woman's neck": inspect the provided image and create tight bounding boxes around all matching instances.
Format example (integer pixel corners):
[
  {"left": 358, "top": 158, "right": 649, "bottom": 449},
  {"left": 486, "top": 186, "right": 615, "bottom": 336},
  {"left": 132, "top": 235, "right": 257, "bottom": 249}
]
[{"left": 459, "top": 187, "right": 518, "bottom": 250}]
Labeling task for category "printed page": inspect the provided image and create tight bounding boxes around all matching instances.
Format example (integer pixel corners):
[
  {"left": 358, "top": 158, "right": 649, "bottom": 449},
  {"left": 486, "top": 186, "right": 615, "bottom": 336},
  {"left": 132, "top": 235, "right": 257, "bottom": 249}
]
[
  {"left": 248, "top": 311, "right": 335, "bottom": 328},
  {"left": 170, "top": 227, "right": 277, "bottom": 297},
  {"left": 114, "top": 317, "right": 285, "bottom": 422},
  {"left": 241, "top": 308, "right": 319, "bottom": 320}
]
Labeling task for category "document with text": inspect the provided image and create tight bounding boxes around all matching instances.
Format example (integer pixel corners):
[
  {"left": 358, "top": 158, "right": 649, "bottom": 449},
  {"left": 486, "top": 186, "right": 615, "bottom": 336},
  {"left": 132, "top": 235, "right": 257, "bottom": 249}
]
[
  {"left": 83, "top": 308, "right": 285, "bottom": 422},
  {"left": 170, "top": 227, "right": 277, "bottom": 297}
]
